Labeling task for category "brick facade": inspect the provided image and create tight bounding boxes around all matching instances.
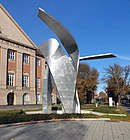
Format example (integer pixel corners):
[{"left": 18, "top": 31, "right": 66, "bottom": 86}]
[{"left": 0, "top": 4, "right": 45, "bottom": 105}]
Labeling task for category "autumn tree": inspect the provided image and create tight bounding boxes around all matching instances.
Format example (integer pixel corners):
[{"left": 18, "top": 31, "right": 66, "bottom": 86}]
[
  {"left": 103, "top": 64, "right": 130, "bottom": 105},
  {"left": 77, "top": 63, "right": 99, "bottom": 104},
  {"left": 99, "top": 91, "right": 108, "bottom": 102}
]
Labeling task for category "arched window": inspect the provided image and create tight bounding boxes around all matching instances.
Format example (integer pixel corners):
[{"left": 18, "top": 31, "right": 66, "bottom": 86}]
[
  {"left": 0, "top": 27, "right": 2, "bottom": 34},
  {"left": 23, "top": 93, "right": 29, "bottom": 105},
  {"left": 7, "top": 92, "right": 14, "bottom": 105},
  {"left": 37, "top": 94, "right": 40, "bottom": 102}
]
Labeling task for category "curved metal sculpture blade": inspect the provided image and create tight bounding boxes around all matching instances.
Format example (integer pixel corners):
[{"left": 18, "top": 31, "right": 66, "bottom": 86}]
[
  {"left": 38, "top": 8, "right": 80, "bottom": 113},
  {"left": 38, "top": 8, "right": 79, "bottom": 72},
  {"left": 79, "top": 53, "right": 116, "bottom": 61},
  {"left": 40, "top": 38, "right": 79, "bottom": 113},
  {"left": 38, "top": 8, "right": 116, "bottom": 113},
  {"left": 42, "top": 64, "right": 52, "bottom": 114}
]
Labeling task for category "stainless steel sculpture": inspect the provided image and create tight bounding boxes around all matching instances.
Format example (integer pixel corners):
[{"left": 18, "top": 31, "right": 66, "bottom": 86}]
[
  {"left": 38, "top": 8, "right": 116, "bottom": 114},
  {"left": 38, "top": 8, "right": 80, "bottom": 113}
]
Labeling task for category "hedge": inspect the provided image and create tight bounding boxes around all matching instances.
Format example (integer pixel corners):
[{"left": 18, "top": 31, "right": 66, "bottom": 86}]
[{"left": 0, "top": 113, "right": 98, "bottom": 125}]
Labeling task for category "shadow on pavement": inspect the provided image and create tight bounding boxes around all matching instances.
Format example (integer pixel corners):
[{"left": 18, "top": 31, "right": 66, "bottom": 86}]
[{"left": 0, "top": 121, "right": 87, "bottom": 140}]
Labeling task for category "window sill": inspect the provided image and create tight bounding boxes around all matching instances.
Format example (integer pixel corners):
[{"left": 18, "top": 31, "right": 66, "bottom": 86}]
[
  {"left": 7, "top": 86, "right": 16, "bottom": 89},
  {"left": 23, "top": 62, "right": 29, "bottom": 65},
  {"left": 8, "top": 59, "right": 15, "bottom": 62},
  {"left": 22, "top": 87, "right": 30, "bottom": 90}
]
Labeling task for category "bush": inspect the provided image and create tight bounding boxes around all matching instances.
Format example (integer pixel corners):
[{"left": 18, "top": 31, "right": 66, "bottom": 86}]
[
  {"left": 0, "top": 114, "right": 50, "bottom": 124},
  {"left": 0, "top": 113, "right": 98, "bottom": 125}
]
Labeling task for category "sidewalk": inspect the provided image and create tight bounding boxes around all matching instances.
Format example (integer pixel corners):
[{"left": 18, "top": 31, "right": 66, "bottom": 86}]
[
  {"left": 0, "top": 120, "right": 130, "bottom": 140},
  {"left": 25, "top": 109, "right": 126, "bottom": 117},
  {"left": 0, "top": 105, "right": 42, "bottom": 111}
]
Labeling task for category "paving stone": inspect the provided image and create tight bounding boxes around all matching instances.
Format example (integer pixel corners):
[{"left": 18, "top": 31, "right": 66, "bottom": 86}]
[{"left": 0, "top": 120, "right": 130, "bottom": 140}]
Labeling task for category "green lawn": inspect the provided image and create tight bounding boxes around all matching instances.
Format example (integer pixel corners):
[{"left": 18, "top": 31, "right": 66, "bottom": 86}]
[
  {"left": 0, "top": 104, "right": 130, "bottom": 125},
  {"left": 81, "top": 104, "right": 130, "bottom": 121},
  {"left": 81, "top": 104, "right": 126, "bottom": 114}
]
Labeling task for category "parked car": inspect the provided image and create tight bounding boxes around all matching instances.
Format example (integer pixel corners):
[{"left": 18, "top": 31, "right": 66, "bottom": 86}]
[
  {"left": 125, "top": 100, "right": 130, "bottom": 105},
  {"left": 121, "top": 100, "right": 127, "bottom": 104}
]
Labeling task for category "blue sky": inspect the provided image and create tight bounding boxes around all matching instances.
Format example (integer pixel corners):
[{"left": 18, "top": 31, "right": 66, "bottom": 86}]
[{"left": 1, "top": 0, "right": 130, "bottom": 92}]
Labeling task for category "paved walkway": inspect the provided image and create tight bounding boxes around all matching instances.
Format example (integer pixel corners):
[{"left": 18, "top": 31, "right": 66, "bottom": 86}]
[
  {"left": 0, "top": 120, "right": 130, "bottom": 140},
  {"left": 0, "top": 105, "right": 42, "bottom": 111}
]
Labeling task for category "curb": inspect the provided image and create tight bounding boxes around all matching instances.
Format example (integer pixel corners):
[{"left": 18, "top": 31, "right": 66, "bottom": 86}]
[
  {"left": 0, "top": 118, "right": 110, "bottom": 128},
  {"left": 107, "top": 114, "right": 127, "bottom": 116}
]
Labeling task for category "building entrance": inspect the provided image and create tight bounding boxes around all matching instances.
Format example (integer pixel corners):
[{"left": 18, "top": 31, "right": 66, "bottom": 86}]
[{"left": 7, "top": 93, "right": 14, "bottom": 105}]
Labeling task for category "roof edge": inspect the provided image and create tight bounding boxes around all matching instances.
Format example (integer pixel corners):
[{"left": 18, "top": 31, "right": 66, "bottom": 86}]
[
  {"left": 0, "top": 3, "right": 38, "bottom": 49},
  {"left": 0, "top": 34, "right": 36, "bottom": 51}
]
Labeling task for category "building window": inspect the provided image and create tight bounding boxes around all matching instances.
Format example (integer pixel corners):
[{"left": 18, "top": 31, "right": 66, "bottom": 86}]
[
  {"left": 23, "top": 93, "right": 29, "bottom": 102},
  {"left": 36, "top": 58, "right": 40, "bottom": 66},
  {"left": 8, "top": 50, "right": 15, "bottom": 60},
  {"left": 37, "top": 94, "right": 40, "bottom": 102},
  {"left": 23, "top": 54, "right": 29, "bottom": 64},
  {"left": 45, "top": 61, "right": 47, "bottom": 69},
  {"left": 23, "top": 75, "right": 29, "bottom": 87},
  {"left": 36, "top": 78, "right": 40, "bottom": 88},
  {"left": 0, "top": 27, "right": 2, "bottom": 34},
  {"left": 7, "top": 73, "right": 14, "bottom": 86}
]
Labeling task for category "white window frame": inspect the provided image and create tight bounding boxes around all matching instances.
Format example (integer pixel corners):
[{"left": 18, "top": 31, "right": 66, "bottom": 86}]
[
  {"left": 37, "top": 94, "right": 40, "bottom": 102},
  {"left": 23, "top": 75, "right": 29, "bottom": 87},
  {"left": 36, "top": 58, "right": 40, "bottom": 66},
  {"left": 36, "top": 78, "right": 40, "bottom": 88},
  {"left": 8, "top": 50, "right": 15, "bottom": 60},
  {"left": 8, "top": 73, "right": 14, "bottom": 86},
  {"left": 23, "top": 93, "right": 29, "bottom": 102},
  {"left": 23, "top": 54, "right": 29, "bottom": 64}
]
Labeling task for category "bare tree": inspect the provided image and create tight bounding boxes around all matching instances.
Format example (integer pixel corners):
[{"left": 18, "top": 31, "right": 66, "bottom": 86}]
[{"left": 103, "top": 64, "right": 130, "bottom": 105}]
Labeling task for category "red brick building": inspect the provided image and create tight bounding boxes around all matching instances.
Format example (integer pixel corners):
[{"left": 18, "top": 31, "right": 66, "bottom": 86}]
[{"left": 0, "top": 4, "right": 45, "bottom": 105}]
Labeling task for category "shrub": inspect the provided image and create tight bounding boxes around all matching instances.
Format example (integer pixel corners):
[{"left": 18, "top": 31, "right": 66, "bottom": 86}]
[{"left": 0, "top": 113, "right": 98, "bottom": 125}]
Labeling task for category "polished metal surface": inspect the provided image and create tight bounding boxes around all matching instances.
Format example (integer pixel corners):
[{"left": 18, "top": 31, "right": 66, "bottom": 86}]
[
  {"left": 42, "top": 64, "right": 52, "bottom": 114},
  {"left": 38, "top": 8, "right": 80, "bottom": 113},
  {"left": 38, "top": 8, "right": 79, "bottom": 72},
  {"left": 79, "top": 53, "right": 116, "bottom": 61},
  {"left": 38, "top": 8, "right": 116, "bottom": 114},
  {"left": 40, "top": 38, "right": 80, "bottom": 113}
]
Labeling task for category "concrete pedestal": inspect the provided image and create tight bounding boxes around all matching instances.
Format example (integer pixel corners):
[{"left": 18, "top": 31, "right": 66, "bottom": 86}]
[{"left": 109, "top": 97, "right": 113, "bottom": 107}]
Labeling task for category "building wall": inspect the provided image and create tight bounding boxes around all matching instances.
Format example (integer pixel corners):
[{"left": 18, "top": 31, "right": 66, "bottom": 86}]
[
  {"left": 0, "top": 4, "right": 45, "bottom": 105},
  {"left": 0, "top": 4, "right": 36, "bottom": 47},
  {"left": 0, "top": 37, "right": 45, "bottom": 105},
  {"left": 36, "top": 56, "right": 45, "bottom": 104}
]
